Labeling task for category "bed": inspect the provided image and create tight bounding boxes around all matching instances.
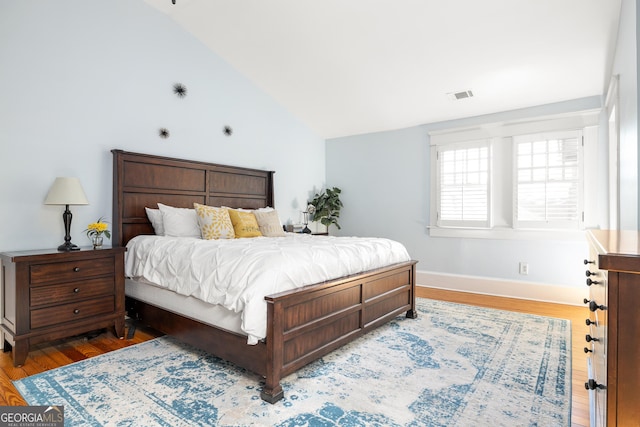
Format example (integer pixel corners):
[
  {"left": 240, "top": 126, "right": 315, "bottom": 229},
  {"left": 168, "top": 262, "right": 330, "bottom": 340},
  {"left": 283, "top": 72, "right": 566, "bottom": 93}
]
[{"left": 112, "top": 149, "right": 417, "bottom": 403}]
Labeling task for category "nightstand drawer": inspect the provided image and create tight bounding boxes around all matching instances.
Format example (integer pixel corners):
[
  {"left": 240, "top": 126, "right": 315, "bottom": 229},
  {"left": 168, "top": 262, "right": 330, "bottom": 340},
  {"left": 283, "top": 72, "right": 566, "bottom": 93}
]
[
  {"left": 31, "top": 296, "right": 115, "bottom": 329},
  {"left": 30, "top": 277, "right": 114, "bottom": 308},
  {"left": 30, "top": 258, "right": 115, "bottom": 285}
]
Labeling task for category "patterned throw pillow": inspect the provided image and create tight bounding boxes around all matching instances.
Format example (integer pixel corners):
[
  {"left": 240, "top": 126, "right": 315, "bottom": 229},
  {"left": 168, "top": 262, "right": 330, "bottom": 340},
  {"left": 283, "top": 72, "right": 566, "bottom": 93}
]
[
  {"left": 193, "top": 203, "right": 235, "bottom": 240},
  {"left": 227, "top": 209, "right": 263, "bottom": 238},
  {"left": 253, "top": 209, "right": 286, "bottom": 237}
]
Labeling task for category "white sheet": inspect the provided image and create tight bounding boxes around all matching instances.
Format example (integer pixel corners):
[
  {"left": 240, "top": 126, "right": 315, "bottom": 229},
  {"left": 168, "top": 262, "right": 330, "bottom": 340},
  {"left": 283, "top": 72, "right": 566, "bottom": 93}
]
[{"left": 124, "top": 233, "right": 411, "bottom": 344}]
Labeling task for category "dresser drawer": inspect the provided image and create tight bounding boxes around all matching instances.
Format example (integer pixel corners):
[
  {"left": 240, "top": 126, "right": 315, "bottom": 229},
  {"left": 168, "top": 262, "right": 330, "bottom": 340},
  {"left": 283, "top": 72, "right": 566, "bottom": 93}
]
[
  {"left": 30, "top": 277, "right": 114, "bottom": 308},
  {"left": 30, "top": 296, "right": 115, "bottom": 329},
  {"left": 30, "top": 258, "right": 115, "bottom": 285}
]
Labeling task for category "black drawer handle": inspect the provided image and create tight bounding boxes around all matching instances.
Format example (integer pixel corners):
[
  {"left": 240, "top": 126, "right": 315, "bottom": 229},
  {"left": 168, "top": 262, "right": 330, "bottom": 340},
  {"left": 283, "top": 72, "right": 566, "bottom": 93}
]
[
  {"left": 585, "top": 334, "right": 599, "bottom": 343},
  {"left": 584, "top": 259, "right": 595, "bottom": 265},
  {"left": 584, "top": 347, "right": 593, "bottom": 353},
  {"left": 585, "top": 319, "right": 597, "bottom": 326},
  {"left": 73, "top": 267, "right": 80, "bottom": 272},
  {"left": 73, "top": 309, "right": 80, "bottom": 315},
  {"left": 585, "top": 379, "right": 606, "bottom": 390},
  {"left": 583, "top": 299, "right": 606, "bottom": 311},
  {"left": 73, "top": 288, "right": 80, "bottom": 293},
  {"left": 586, "top": 278, "right": 600, "bottom": 286},
  {"left": 585, "top": 270, "right": 596, "bottom": 277}
]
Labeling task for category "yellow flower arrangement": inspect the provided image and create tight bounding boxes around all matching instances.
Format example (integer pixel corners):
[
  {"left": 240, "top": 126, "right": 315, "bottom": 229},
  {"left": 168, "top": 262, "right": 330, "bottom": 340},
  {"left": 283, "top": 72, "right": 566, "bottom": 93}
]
[{"left": 85, "top": 217, "right": 111, "bottom": 239}]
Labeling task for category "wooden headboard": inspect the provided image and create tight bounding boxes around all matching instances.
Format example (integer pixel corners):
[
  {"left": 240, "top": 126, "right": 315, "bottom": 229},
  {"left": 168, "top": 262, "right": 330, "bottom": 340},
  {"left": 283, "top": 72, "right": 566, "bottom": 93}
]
[{"left": 112, "top": 150, "right": 275, "bottom": 247}]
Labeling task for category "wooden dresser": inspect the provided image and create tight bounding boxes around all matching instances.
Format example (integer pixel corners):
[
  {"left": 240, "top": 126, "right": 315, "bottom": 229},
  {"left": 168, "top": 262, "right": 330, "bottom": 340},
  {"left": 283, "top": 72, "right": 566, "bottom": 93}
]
[
  {"left": 585, "top": 230, "right": 640, "bottom": 426},
  {"left": 1, "top": 246, "right": 125, "bottom": 366}
]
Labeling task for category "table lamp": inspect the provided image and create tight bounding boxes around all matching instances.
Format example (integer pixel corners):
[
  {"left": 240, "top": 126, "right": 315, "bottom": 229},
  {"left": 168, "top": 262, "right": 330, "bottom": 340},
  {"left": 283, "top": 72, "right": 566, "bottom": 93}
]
[{"left": 44, "top": 177, "right": 89, "bottom": 251}]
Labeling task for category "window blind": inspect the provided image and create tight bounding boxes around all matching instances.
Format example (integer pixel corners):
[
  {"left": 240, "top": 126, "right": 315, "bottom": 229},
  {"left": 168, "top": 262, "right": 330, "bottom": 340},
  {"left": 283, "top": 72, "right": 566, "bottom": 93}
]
[
  {"left": 514, "top": 132, "right": 582, "bottom": 228},
  {"left": 437, "top": 142, "right": 490, "bottom": 228}
]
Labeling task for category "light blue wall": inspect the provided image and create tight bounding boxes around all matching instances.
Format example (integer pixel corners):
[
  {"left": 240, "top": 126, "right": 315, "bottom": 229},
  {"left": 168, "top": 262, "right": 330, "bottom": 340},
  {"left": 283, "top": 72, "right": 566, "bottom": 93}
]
[
  {"left": 614, "top": 0, "right": 639, "bottom": 229},
  {"left": 327, "top": 98, "right": 603, "bottom": 289},
  {"left": 0, "top": 1, "right": 325, "bottom": 252}
]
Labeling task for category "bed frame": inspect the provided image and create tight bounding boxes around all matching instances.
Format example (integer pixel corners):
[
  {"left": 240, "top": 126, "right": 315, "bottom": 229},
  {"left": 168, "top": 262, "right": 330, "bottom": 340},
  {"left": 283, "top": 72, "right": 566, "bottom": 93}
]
[{"left": 112, "top": 149, "right": 417, "bottom": 403}]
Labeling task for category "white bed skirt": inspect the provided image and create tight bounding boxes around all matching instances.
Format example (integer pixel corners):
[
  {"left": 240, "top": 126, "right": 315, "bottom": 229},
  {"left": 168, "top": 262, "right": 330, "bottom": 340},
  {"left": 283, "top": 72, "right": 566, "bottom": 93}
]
[{"left": 125, "top": 278, "right": 246, "bottom": 338}]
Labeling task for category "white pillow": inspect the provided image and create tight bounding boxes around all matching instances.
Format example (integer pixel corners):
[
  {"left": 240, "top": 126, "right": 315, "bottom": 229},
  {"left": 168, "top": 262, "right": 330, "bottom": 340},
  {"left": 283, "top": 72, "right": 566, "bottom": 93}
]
[
  {"left": 254, "top": 206, "right": 275, "bottom": 212},
  {"left": 157, "top": 203, "right": 201, "bottom": 238},
  {"left": 145, "top": 207, "right": 165, "bottom": 236}
]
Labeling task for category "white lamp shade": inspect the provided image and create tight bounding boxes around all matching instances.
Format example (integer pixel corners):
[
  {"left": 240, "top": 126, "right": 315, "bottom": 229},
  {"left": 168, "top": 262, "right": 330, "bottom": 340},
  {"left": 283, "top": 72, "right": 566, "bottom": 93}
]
[{"left": 44, "top": 177, "right": 89, "bottom": 206}]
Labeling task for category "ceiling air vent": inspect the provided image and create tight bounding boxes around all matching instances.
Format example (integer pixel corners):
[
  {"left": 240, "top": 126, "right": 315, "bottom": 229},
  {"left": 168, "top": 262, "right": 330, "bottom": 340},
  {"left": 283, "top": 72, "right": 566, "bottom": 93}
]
[{"left": 448, "top": 90, "right": 474, "bottom": 101}]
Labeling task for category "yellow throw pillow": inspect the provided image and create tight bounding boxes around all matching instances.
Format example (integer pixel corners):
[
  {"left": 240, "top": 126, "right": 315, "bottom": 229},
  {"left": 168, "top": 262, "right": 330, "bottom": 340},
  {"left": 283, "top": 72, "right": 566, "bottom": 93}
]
[
  {"left": 228, "top": 209, "right": 263, "bottom": 238},
  {"left": 193, "top": 203, "right": 235, "bottom": 240}
]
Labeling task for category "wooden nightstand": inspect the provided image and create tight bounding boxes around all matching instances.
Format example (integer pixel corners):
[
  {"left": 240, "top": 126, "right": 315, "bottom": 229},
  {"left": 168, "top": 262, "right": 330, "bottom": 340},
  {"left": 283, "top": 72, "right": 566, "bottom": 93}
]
[{"left": 1, "top": 246, "right": 126, "bottom": 366}]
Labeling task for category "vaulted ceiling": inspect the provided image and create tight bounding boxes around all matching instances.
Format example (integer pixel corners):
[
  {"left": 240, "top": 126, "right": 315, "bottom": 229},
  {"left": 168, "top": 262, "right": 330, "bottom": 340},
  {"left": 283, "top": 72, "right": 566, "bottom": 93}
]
[{"left": 144, "top": 0, "right": 622, "bottom": 139}]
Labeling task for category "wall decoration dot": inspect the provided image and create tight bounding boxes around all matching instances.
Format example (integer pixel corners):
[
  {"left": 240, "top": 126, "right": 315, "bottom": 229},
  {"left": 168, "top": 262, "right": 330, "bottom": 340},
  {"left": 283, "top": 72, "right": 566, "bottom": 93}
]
[
  {"left": 159, "top": 128, "right": 170, "bottom": 139},
  {"left": 173, "top": 83, "right": 187, "bottom": 98},
  {"left": 223, "top": 126, "right": 233, "bottom": 136}
]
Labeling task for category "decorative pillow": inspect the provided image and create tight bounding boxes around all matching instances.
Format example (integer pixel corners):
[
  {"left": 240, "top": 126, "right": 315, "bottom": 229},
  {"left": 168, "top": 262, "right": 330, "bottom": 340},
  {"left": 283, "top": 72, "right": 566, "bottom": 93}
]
[
  {"left": 253, "top": 209, "right": 286, "bottom": 237},
  {"left": 193, "top": 203, "right": 235, "bottom": 240},
  {"left": 157, "top": 203, "right": 201, "bottom": 238},
  {"left": 227, "top": 209, "right": 263, "bottom": 238},
  {"left": 145, "top": 207, "right": 165, "bottom": 236}
]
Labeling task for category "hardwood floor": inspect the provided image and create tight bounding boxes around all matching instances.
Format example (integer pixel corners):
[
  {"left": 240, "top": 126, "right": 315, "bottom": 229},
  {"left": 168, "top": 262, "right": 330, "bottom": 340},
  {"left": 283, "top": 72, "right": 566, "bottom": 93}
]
[{"left": 1, "top": 288, "right": 589, "bottom": 426}]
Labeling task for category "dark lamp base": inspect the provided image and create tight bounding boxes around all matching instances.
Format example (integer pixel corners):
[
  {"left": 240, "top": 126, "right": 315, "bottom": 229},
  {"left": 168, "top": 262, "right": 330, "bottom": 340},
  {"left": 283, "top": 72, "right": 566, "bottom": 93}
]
[{"left": 58, "top": 242, "right": 80, "bottom": 251}]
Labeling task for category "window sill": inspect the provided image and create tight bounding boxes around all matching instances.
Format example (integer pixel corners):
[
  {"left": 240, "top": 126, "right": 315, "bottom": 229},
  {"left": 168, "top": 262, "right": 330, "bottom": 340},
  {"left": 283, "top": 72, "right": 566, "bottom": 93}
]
[{"left": 427, "top": 226, "right": 586, "bottom": 241}]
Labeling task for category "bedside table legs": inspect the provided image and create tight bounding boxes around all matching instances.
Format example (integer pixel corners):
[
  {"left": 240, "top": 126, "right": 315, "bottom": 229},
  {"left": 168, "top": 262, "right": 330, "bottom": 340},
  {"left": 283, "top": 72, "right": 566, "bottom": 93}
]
[
  {"left": 114, "top": 317, "right": 125, "bottom": 339},
  {"left": 11, "top": 339, "right": 29, "bottom": 367}
]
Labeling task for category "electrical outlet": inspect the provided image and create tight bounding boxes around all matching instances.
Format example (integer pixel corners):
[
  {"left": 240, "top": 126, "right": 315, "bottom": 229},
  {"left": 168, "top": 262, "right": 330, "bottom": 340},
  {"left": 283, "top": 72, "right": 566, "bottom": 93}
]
[{"left": 519, "top": 262, "right": 529, "bottom": 275}]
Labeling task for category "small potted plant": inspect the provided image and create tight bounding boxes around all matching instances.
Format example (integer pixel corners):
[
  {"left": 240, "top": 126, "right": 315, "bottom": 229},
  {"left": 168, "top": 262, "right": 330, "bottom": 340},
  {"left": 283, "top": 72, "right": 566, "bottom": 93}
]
[
  {"left": 85, "top": 217, "right": 111, "bottom": 249},
  {"left": 309, "top": 187, "right": 343, "bottom": 232}
]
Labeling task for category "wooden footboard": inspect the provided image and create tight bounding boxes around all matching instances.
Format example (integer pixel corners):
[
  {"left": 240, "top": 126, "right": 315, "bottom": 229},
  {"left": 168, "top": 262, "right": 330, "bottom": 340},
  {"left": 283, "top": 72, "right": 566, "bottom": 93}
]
[
  {"left": 261, "top": 260, "right": 417, "bottom": 402},
  {"left": 126, "top": 260, "right": 417, "bottom": 403}
]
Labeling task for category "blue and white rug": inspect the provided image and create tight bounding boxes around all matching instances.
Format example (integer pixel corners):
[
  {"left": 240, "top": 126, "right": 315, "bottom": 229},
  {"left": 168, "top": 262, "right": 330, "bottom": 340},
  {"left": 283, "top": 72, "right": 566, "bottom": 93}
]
[{"left": 14, "top": 298, "right": 571, "bottom": 426}]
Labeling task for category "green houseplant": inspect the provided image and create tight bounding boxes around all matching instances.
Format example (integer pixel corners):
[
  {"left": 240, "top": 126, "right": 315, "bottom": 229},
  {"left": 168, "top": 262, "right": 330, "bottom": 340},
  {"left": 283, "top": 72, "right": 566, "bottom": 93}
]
[{"left": 309, "top": 187, "right": 343, "bottom": 230}]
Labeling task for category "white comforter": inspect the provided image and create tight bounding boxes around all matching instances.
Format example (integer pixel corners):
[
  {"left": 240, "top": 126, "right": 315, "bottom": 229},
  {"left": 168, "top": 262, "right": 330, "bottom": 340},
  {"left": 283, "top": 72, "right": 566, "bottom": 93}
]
[{"left": 124, "top": 233, "right": 411, "bottom": 344}]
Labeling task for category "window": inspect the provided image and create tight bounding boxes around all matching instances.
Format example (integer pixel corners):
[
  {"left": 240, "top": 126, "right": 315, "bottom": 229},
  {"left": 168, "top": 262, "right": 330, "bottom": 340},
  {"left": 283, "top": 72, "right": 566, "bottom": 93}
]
[
  {"left": 514, "top": 131, "right": 582, "bottom": 229},
  {"left": 429, "top": 111, "right": 595, "bottom": 240},
  {"left": 436, "top": 140, "right": 491, "bottom": 228}
]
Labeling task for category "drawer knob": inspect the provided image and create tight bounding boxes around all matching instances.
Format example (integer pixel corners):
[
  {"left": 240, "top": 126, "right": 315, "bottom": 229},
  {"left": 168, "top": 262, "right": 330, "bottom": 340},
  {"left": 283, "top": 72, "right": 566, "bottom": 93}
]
[
  {"left": 584, "top": 259, "right": 595, "bottom": 265},
  {"left": 585, "top": 270, "right": 596, "bottom": 277},
  {"left": 73, "top": 288, "right": 80, "bottom": 293},
  {"left": 585, "top": 379, "right": 606, "bottom": 390},
  {"left": 583, "top": 299, "right": 606, "bottom": 311},
  {"left": 584, "top": 347, "right": 593, "bottom": 353},
  {"left": 73, "top": 309, "right": 80, "bottom": 315},
  {"left": 73, "top": 267, "right": 80, "bottom": 272},
  {"left": 585, "top": 319, "right": 597, "bottom": 326},
  {"left": 586, "top": 278, "right": 600, "bottom": 286},
  {"left": 585, "top": 334, "right": 599, "bottom": 343}
]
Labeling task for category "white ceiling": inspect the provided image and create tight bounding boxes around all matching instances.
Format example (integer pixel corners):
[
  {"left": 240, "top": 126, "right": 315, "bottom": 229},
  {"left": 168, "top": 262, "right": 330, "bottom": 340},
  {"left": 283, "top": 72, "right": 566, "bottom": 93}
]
[{"left": 145, "top": 0, "right": 622, "bottom": 139}]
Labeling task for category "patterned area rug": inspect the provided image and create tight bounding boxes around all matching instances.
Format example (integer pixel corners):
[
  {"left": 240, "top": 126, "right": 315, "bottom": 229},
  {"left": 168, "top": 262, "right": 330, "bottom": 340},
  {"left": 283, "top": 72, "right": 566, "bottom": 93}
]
[{"left": 14, "top": 298, "right": 571, "bottom": 426}]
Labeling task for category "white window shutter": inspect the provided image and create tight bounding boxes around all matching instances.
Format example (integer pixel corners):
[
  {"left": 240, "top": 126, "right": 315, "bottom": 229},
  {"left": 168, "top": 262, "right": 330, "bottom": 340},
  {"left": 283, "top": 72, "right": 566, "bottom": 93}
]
[
  {"left": 514, "top": 131, "right": 582, "bottom": 229},
  {"left": 437, "top": 140, "right": 491, "bottom": 228}
]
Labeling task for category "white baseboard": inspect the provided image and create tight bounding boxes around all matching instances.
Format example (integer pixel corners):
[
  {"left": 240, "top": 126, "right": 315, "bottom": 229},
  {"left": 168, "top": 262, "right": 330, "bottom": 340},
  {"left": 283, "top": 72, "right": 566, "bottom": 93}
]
[{"left": 416, "top": 270, "right": 587, "bottom": 306}]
